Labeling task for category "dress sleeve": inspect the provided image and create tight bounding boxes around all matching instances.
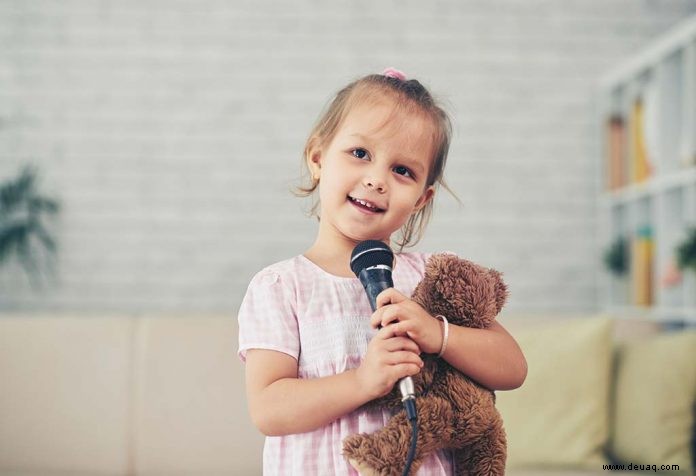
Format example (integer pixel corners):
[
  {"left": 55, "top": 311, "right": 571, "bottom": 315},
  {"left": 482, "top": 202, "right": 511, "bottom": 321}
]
[{"left": 237, "top": 268, "right": 299, "bottom": 363}]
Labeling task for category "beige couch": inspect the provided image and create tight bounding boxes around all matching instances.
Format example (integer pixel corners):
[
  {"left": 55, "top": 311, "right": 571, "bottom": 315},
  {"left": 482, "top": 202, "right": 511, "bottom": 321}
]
[
  {"left": 0, "top": 314, "right": 263, "bottom": 476},
  {"left": 497, "top": 316, "right": 695, "bottom": 476},
  {"left": 0, "top": 313, "right": 693, "bottom": 475}
]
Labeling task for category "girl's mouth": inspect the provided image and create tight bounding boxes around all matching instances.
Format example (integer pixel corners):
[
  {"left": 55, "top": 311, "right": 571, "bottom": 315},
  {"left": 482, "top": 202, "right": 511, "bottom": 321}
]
[{"left": 348, "top": 196, "right": 385, "bottom": 213}]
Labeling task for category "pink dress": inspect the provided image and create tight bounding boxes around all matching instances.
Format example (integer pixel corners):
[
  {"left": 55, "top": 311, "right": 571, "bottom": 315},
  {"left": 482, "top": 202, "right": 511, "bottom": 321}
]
[{"left": 238, "top": 252, "right": 453, "bottom": 475}]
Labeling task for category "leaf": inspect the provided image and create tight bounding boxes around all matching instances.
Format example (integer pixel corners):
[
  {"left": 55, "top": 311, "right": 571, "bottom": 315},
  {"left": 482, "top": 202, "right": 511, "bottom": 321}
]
[
  {"left": 0, "top": 166, "right": 36, "bottom": 213},
  {"left": 0, "top": 223, "right": 29, "bottom": 263},
  {"left": 29, "top": 196, "right": 60, "bottom": 215},
  {"left": 0, "top": 166, "right": 59, "bottom": 283},
  {"left": 33, "top": 222, "right": 57, "bottom": 253},
  {"left": 16, "top": 236, "right": 40, "bottom": 283},
  {"left": 676, "top": 227, "right": 696, "bottom": 272},
  {"left": 603, "top": 236, "right": 628, "bottom": 277}
]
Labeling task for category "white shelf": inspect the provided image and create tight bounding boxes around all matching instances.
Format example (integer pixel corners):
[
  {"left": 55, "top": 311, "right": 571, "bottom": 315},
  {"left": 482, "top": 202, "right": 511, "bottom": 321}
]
[
  {"left": 600, "top": 15, "right": 696, "bottom": 89},
  {"left": 600, "top": 166, "right": 696, "bottom": 206},
  {"left": 599, "top": 15, "right": 696, "bottom": 325}
]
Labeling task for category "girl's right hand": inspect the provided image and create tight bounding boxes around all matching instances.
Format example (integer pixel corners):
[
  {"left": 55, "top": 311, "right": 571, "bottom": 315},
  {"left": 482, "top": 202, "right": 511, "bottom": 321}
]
[{"left": 355, "top": 324, "right": 424, "bottom": 400}]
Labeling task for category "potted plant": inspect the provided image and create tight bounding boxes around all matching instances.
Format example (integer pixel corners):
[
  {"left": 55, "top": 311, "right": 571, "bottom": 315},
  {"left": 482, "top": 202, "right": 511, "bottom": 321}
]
[
  {"left": 675, "top": 227, "right": 696, "bottom": 274},
  {"left": 603, "top": 235, "right": 631, "bottom": 304},
  {"left": 0, "top": 166, "right": 60, "bottom": 287},
  {"left": 603, "top": 235, "right": 628, "bottom": 277}
]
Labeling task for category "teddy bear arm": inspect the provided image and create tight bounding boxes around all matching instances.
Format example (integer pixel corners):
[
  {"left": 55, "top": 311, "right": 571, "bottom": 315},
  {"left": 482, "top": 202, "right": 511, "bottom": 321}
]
[
  {"left": 451, "top": 417, "right": 507, "bottom": 476},
  {"left": 343, "top": 411, "right": 424, "bottom": 476},
  {"left": 425, "top": 369, "right": 505, "bottom": 449}
]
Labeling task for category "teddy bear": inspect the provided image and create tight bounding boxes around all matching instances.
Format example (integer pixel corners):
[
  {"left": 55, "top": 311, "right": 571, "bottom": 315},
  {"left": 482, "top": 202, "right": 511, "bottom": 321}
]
[{"left": 342, "top": 253, "right": 509, "bottom": 476}]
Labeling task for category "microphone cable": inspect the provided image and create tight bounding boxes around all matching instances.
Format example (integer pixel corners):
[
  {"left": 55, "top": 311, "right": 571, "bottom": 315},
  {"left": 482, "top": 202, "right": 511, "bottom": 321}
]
[{"left": 402, "top": 396, "right": 418, "bottom": 476}]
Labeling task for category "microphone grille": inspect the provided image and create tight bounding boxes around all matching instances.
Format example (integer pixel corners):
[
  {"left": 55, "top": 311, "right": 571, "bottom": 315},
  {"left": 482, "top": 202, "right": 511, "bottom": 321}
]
[{"left": 350, "top": 240, "right": 394, "bottom": 277}]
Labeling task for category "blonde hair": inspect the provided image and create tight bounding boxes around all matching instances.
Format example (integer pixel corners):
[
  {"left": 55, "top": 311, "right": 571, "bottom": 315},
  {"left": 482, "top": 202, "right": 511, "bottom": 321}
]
[{"left": 295, "top": 73, "right": 453, "bottom": 251}]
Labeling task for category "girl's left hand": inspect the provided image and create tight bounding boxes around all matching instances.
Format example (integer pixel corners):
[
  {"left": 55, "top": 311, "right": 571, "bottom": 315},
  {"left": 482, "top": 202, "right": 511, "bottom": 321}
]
[{"left": 371, "top": 288, "right": 443, "bottom": 355}]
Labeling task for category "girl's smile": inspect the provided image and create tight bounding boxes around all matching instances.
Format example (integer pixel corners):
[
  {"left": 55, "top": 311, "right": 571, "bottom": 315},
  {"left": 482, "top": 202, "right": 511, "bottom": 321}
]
[{"left": 347, "top": 195, "right": 386, "bottom": 214}]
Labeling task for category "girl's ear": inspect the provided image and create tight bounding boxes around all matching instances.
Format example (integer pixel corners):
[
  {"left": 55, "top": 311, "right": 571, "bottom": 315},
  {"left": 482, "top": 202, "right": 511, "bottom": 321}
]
[
  {"left": 306, "top": 136, "right": 322, "bottom": 179},
  {"left": 413, "top": 185, "right": 435, "bottom": 212}
]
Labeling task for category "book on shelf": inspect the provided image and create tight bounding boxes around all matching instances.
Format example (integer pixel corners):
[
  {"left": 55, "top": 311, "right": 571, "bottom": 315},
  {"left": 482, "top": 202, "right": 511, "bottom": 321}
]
[
  {"left": 605, "top": 95, "right": 657, "bottom": 191},
  {"left": 631, "top": 225, "right": 654, "bottom": 307},
  {"left": 629, "top": 98, "right": 653, "bottom": 184},
  {"left": 606, "top": 115, "right": 626, "bottom": 190}
]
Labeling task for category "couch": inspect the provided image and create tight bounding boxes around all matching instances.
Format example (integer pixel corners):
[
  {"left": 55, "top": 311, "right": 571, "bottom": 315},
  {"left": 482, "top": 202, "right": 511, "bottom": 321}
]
[
  {"left": 0, "top": 313, "right": 693, "bottom": 475},
  {"left": 497, "top": 315, "right": 695, "bottom": 476}
]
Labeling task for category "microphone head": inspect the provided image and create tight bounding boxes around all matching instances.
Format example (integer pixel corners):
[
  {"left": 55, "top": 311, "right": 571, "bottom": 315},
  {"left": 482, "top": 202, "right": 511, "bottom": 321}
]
[{"left": 350, "top": 240, "right": 394, "bottom": 277}]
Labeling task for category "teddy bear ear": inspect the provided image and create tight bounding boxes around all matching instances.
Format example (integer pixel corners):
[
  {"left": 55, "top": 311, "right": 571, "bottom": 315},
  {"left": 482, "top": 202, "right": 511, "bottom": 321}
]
[{"left": 488, "top": 269, "right": 509, "bottom": 314}]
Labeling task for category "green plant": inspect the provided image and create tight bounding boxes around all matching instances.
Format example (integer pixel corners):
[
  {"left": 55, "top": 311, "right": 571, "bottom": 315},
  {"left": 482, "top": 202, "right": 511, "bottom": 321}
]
[
  {"left": 603, "top": 235, "right": 628, "bottom": 277},
  {"left": 0, "top": 166, "right": 60, "bottom": 285},
  {"left": 675, "top": 227, "right": 696, "bottom": 274}
]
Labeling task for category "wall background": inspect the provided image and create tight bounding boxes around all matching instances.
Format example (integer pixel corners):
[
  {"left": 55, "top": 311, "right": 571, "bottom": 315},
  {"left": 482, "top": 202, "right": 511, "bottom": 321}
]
[{"left": 1, "top": 1, "right": 695, "bottom": 314}]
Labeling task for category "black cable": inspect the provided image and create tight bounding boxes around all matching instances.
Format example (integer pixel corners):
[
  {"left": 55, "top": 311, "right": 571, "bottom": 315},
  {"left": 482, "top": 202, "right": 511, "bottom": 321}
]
[{"left": 402, "top": 398, "right": 418, "bottom": 476}]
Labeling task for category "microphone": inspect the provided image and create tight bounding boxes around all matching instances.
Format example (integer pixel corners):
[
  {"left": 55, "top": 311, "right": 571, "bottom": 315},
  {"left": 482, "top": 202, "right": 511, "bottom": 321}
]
[{"left": 350, "top": 240, "right": 416, "bottom": 402}]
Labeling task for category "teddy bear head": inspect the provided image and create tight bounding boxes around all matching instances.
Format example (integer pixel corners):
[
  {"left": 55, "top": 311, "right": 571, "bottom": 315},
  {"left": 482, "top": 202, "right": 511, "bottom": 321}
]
[{"left": 412, "top": 253, "right": 508, "bottom": 329}]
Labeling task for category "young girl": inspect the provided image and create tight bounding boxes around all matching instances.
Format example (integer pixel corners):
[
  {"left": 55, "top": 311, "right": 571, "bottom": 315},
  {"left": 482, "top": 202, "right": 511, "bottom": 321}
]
[{"left": 238, "top": 68, "right": 527, "bottom": 475}]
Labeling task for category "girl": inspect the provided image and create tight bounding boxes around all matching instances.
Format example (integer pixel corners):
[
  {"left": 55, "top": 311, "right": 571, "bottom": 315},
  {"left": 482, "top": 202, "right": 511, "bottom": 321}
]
[{"left": 238, "top": 68, "right": 527, "bottom": 475}]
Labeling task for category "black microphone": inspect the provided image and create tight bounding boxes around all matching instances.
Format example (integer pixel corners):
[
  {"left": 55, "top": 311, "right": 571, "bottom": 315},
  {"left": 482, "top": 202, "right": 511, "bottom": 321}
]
[{"left": 350, "top": 240, "right": 416, "bottom": 402}]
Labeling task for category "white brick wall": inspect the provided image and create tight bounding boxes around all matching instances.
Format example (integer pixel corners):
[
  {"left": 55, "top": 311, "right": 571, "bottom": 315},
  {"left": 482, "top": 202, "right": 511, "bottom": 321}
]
[{"left": 1, "top": 1, "right": 695, "bottom": 313}]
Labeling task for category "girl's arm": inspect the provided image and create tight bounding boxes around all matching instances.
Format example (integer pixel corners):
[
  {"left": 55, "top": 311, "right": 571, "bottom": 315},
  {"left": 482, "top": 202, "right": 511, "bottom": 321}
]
[
  {"left": 245, "top": 349, "right": 364, "bottom": 436},
  {"left": 245, "top": 326, "right": 424, "bottom": 436},
  {"left": 437, "top": 320, "right": 527, "bottom": 391},
  {"left": 372, "top": 288, "right": 527, "bottom": 391}
]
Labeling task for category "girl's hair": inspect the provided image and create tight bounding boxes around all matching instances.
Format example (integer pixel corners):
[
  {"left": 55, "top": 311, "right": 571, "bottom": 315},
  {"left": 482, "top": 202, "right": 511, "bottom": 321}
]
[{"left": 295, "top": 72, "right": 453, "bottom": 251}]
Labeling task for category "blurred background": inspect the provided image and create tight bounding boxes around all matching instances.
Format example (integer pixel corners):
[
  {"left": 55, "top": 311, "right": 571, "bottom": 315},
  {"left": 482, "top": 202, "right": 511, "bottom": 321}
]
[
  {"left": 2, "top": 3, "right": 696, "bottom": 475},
  {"left": 1, "top": 0, "right": 695, "bottom": 314}
]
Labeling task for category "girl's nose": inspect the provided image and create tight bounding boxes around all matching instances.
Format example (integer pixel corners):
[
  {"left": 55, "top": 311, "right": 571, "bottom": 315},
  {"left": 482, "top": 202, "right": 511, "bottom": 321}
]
[{"left": 363, "top": 174, "right": 386, "bottom": 193}]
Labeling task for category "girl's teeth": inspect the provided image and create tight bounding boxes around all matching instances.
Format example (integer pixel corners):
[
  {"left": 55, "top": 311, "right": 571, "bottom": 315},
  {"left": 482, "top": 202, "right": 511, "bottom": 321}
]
[
  {"left": 355, "top": 198, "right": 376, "bottom": 210},
  {"left": 349, "top": 196, "right": 382, "bottom": 211}
]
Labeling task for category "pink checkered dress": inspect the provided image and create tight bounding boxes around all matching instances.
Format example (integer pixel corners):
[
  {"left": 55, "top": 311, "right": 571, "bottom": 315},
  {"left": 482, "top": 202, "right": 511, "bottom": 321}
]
[{"left": 238, "top": 252, "right": 454, "bottom": 475}]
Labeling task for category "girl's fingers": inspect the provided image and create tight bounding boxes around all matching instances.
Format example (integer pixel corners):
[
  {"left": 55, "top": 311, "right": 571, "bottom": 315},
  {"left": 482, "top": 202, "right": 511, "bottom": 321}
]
[
  {"left": 376, "top": 322, "right": 398, "bottom": 339},
  {"left": 386, "top": 351, "right": 423, "bottom": 368},
  {"left": 384, "top": 335, "right": 420, "bottom": 354},
  {"left": 376, "top": 322, "right": 411, "bottom": 341},
  {"left": 371, "top": 303, "right": 406, "bottom": 329},
  {"left": 372, "top": 328, "right": 420, "bottom": 353},
  {"left": 391, "top": 363, "right": 423, "bottom": 379},
  {"left": 378, "top": 306, "right": 401, "bottom": 328},
  {"left": 375, "top": 288, "right": 407, "bottom": 309}
]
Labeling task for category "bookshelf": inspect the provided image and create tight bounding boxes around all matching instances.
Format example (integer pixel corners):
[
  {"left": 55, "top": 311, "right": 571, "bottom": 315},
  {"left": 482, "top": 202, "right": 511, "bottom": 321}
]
[{"left": 599, "top": 15, "right": 696, "bottom": 324}]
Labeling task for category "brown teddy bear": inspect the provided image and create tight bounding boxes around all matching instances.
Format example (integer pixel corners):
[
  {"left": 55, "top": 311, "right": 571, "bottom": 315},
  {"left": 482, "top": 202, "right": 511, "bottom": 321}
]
[{"left": 342, "top": 253, "right": 508, "bottom": 476}]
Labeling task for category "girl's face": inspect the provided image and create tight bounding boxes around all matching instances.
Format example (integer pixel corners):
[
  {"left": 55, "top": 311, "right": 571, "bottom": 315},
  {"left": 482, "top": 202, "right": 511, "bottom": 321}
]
[{"left": 308, "top": 98, "right": 435, "bottom": 246}]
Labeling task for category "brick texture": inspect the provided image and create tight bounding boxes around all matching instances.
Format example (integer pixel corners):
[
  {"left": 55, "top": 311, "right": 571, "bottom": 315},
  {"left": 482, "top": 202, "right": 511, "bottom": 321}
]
[{"left": 1, "top": 1, "right": 695, "bottom": 313}]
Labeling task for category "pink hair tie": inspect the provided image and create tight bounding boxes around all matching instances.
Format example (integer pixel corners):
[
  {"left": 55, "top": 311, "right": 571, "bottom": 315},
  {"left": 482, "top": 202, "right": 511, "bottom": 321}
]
[{"left": 382, "top": 67, "right": 406, "bottom": 81}]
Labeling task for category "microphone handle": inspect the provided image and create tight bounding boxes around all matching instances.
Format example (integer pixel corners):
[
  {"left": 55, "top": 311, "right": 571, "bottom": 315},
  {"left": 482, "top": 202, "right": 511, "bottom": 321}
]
[
  {"left": 358, "top": 266, "right": 415, "bottom": 401},
  {"left": 358, "top": 267, "right": 393, "bottom": 312}
]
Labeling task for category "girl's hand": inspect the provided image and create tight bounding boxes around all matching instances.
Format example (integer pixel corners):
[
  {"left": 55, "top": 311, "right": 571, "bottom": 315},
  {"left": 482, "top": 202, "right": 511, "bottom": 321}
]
[
  {"left": 355, "top": 324, "right": 424, "bottom": 400},
  {"left": 370, "top": 288, "right": 443, "bottom": 355}
]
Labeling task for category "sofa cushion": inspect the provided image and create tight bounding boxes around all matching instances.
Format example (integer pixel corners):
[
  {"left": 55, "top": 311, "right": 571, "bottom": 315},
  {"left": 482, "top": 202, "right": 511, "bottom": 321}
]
[
  {"left": 496, "top": 317, "right": 613, "bottom": 470},
  {"left": 132, "top": 315, "right": 263, "bottom": 475},
  {"left": 609, "top": 330, "right": 696, "bottom": 471},
  {"left": 0, "top": 314, "right": 133, "bottom": 475}
]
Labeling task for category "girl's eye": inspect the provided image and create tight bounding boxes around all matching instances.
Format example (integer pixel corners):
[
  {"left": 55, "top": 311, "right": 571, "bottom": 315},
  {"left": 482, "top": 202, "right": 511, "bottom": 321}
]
[
  {"left": 393, "top": 165, "right": 413, "bottom": 178},
  {"left": 352, "top": 148, "right": 369, "bottom": 160}
]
